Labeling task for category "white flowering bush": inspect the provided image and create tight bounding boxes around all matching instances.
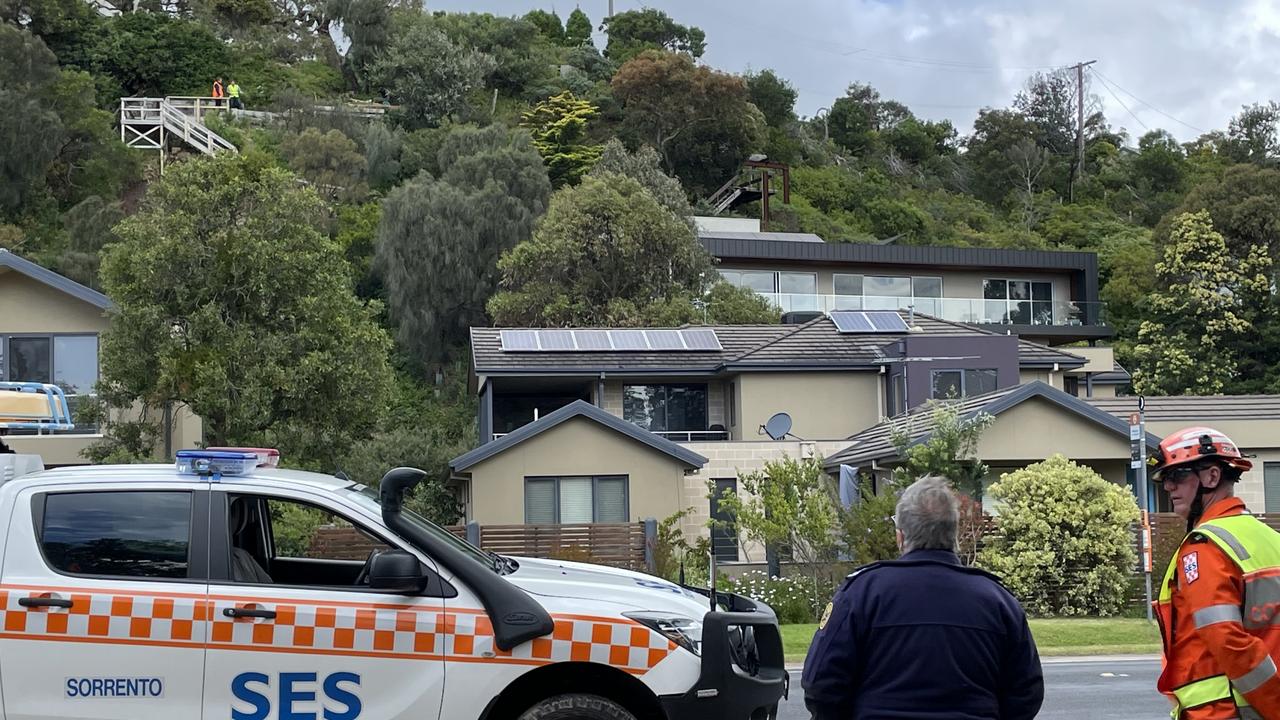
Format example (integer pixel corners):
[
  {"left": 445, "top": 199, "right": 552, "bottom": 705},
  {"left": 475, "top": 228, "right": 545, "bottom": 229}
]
[
  {"left": 979, "top": 454, "right": 1140, "bottom": 616},
  {"left": 725, "top": 570, "right": 827, "bottom": 624}
]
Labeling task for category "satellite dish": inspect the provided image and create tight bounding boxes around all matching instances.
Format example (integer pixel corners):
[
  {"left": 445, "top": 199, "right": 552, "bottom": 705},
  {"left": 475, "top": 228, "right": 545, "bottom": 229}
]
[{"left": 762, "top": 412, "right": 793, "bottom": 441}]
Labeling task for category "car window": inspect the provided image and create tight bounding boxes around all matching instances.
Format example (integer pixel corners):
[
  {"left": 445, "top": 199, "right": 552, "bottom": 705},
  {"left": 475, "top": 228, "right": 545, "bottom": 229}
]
[
  {"left": 40, "top": 491, "right": 192, "bottom": 579},
  {"left": 266, "top": 497, "right": 391, "bottom": 560}
]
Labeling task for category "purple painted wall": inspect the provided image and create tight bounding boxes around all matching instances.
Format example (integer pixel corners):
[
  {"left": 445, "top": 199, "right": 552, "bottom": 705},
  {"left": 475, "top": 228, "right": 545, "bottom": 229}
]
[{"left": 881, "top": 334, "right": 1021, "bottom": 412}]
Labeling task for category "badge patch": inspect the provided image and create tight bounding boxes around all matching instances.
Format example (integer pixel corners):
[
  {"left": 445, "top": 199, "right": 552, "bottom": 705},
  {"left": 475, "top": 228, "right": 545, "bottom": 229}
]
[
  {"left": 818, "top": 601, "right": 833, "bottom": 630},
  {"left": 1183, "top": 552, "right": 1200, "bottom": 584}
]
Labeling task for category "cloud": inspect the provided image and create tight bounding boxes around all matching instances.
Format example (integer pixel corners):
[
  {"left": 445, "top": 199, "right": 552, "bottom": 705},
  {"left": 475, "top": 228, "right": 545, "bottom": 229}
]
[{"left": 420, "top": 0, "right": 1277, "bottom": 142}]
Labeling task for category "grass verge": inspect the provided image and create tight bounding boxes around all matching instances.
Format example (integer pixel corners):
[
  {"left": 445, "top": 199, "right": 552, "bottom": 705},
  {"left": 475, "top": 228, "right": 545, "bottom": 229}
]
[{"left": 781, "top": 618, "right": 1161, "bottom": 663}]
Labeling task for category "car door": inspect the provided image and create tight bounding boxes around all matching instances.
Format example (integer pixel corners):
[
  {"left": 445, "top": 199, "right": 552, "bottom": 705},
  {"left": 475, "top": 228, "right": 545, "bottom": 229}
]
[
  {"left": 203, "top": 485, "right": 446, "bottom": 720},
  {"left": 0, "top": 483, "right": 210, "bottom": 720}
]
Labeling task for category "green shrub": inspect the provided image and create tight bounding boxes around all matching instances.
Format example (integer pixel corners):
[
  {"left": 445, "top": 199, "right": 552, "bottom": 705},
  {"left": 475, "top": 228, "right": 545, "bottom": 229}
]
[
  {"left": 979, "top": 454, "right": 1140, "bottom": 616},
  {"left": 724, "top": 570, "right": 828, "bottom": 624}
]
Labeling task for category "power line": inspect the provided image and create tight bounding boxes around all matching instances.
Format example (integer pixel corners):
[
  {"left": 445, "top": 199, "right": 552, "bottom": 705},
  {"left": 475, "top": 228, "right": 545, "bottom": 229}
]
[
  {"left": 844, "top": 48, "right": 1065, "bottom": 73},
  {"left": 1089, "top": 68, "right": 1149, "bottom": 132},
  {"left": 1090, "top": 68, "right": 1205, "bottom": 135}
]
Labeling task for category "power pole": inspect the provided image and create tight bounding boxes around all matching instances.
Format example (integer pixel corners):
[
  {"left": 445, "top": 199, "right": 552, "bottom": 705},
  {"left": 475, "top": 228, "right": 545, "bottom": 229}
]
[{"left": 1070, "top": 60, "right": 1097, "bottom": 201}]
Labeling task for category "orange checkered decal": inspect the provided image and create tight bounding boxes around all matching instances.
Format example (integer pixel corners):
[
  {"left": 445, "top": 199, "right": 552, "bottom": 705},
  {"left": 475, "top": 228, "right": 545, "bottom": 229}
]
[{"left": 0, "top": 588, "right": 676, "bottom": 675}]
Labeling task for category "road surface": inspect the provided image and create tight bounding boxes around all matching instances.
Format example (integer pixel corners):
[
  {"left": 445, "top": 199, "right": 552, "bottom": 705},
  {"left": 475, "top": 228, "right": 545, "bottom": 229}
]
[{"left": 778, "top": 657, "right": 1167, "bottom": 719}]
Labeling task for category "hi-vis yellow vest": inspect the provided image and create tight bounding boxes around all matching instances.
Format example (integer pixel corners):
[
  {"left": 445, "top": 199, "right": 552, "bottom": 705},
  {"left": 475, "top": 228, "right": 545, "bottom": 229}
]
[{"left": 1157, "top": 514, "right": 1280, "bottom": 718}]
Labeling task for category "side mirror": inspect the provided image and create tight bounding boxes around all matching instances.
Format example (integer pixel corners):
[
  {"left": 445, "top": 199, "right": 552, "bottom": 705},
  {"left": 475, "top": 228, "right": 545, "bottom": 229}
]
[{"left": 369, "top": 550, "right": 428, "bottom": 594}]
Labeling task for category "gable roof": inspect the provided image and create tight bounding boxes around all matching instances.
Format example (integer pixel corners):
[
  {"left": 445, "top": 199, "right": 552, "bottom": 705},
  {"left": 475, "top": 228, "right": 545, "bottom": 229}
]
[
  {"left": 470, "top": 311, "right": 1086, "bottom": 376},
  {"left": 0, "top": 250, "right": 113, "bottom": 310},
  {"left": 450, "top": 400, "right": 707, "bottom": 473},
  {"left": 823, "top": 381, "right": 1161, "bottom": 470}
]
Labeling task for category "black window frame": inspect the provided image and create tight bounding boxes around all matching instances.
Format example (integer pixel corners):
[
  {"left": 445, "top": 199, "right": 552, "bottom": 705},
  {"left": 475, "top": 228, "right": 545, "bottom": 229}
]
[
  {"left": 1, "top": 332, "right": 101, "bottom": 434},
  {"left": 982, "top": 279, "right": 1055, "bottom": 325},
  {"left": 32, "top": 489, "right": 209, "bottom": 583},
  {"left": 523, "top": 475, "right": 630, "bottom": 524},
  {"left": 622, "top": 383, "right": 710, "bottom": 434},
  {"left": 710, "top": 478, "right": 739, "bottom": 562},
  {"left": 930, "top": 368, "right": 999, "bottom": 400}
]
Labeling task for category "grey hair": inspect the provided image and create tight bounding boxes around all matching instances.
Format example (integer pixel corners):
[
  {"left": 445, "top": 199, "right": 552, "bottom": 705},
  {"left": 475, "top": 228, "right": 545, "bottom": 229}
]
[{"left": 895, "top": 476, "right": 959, "bottom": 553}]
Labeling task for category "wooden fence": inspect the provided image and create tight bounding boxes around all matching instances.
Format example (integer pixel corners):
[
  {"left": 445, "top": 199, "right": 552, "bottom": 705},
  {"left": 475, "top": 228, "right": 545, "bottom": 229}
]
[{"left": 309, "top": 521, "right": 652, "bottom": 572}]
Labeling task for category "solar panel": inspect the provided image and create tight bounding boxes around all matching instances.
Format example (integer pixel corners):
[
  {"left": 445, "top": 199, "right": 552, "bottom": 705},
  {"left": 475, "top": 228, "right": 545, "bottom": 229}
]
[
  {"left": 573, "top": 330, "right": 613, "bottom": 351},
  {"left": 500, "top": 329, "right": 540, "bottom": 351},
  {"left": 680, "top": 328, "right": 722, "bottom": 351},
  {"left": 645, "top": 329, "right": 684, "bottom": 350},
  {"left": 830, "top": 310, "right": 907, "bottom": 334},
  {"left": 609, "top": 329, "right": 650, "bottom": 350},
  {"left": 866, "top": 311, "right": 909, "bottom": 332},
  {"left": 537, "top": 329, "right": 576, "bottom": 351}
]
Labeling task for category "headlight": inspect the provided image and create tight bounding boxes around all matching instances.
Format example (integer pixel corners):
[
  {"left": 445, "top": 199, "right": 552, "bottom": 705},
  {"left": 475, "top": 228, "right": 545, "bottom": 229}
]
[{"left": 623, "top": 611, "right": 703, "bottom": 656}]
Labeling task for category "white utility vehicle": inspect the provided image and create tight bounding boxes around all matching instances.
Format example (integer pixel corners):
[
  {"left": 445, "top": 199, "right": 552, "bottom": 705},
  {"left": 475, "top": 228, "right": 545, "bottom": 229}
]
[{"left": 0, "top": 382, "right": 786, "bottom": 720}]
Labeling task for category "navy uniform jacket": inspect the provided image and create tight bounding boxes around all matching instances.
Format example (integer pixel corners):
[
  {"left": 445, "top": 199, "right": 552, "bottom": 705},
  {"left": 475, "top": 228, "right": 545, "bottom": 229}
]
[{"left": 802, "top": 549, "right": 1043, "bottom": 720}]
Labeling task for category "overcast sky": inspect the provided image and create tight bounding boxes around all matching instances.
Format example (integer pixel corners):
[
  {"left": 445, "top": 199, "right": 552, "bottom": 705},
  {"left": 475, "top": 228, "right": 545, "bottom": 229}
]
[{"left": 423, "top": 0, "right": 1280, "bottom": 144}]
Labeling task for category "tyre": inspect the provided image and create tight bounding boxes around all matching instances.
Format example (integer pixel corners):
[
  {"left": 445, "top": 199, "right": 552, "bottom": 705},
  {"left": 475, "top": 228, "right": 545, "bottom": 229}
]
[{"left": 516, "top": 693, "right": 638, "bottom": 720}]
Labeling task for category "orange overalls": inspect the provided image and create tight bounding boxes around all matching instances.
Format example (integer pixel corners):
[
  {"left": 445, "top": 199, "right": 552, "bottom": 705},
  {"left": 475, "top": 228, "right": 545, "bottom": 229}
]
[{"left": 1156, "top": 497, "right": 1280, "bottom": 719}]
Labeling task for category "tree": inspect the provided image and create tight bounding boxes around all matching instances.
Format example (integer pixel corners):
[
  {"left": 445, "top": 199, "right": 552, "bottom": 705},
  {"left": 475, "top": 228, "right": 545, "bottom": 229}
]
[
  {"left": 1132, "top": 211, "right": 1271, "bottom": 395},
  {"left": 376, "top": 125, "right": 551, "bottom": 367},
  {"left": 1222, "top": 102, "right": 1280, "bottom": 166},
  {"left": 279, "top": 127, "right": 369, "bottom": 202},
  {"left": 487, "top": 173, "right": 713, "bottom": 327},
  {"left": 979, "top": 455, "right": 1140, "bottom": 616},
  {"left": 522, "top": 9, "right": 564, "bottom": 45},
  {"left": 94, "top": 155, "right": 393, "bottom": 470},
  {"left": 588, "top": 139, "right": 692, "bottom": 218},
  {"left": 427, "top": 12, "right": 558, "bottom": 100},
  {"left": 92, "top": 13, "right": 230, "bottom": 96},
  {"left": 564, "top": 7, "right": 592, "bottom": 47},
  {"left": 746, "top": 69, "right": 796, "bottom": 128},
  {"left": 602, "top": 8, "right": 705, "bottom": 63},
  {"left": 711, "top": 456, "right": 840, "bottom": 599},
  {"left": 368, "top": 19, "right": 495, "bottom": 129},
  {"left": 826, "top": 83, "right": 888, "bottom": 156},
  {"left": 519, "top": 91, "right": 602, "bottom": 187},
  {"left": 889, "top": 401, "right": 994, "bottom": 498},
  {"left": 611, "top": 50, "right": 763, "bottom": 194},
  {"left": 0, "top": 25, "right": 63, "bottom": 215}
]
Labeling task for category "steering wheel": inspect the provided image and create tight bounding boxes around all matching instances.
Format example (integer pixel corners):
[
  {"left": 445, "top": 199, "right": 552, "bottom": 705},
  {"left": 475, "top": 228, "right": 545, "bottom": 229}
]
[{"left": 354, "top": 550, "right": 379, "bottom": 586}]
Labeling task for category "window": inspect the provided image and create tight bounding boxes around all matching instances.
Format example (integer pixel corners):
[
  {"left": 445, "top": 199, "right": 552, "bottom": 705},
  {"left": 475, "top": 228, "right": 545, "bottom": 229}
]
[
  {"left": 525, "top": 476, "right": 629, "bottom": 524},
  {"left": 719, "top": 269, "right": 776, "bottom": 294},
  {"left": 983, "top": 280, "right": 1054, "bottom": 325},
  {"left": 728, "top": 381, "right": 736, "bottom": 427},
  {"left": 710, "top": 478, "right": 739, "bottom": 562},
  {"left": 40, "top": 491, "right": 192, "bottom": 578},
  {"left": 264, "top": 498, "right": 391, "bottom": 561},
  {"left": 834, "top": 273, "right": 863, "bottom": 296},
  {"left": 1, "top": 334, "right": 100, "bottom": 433},
  {"left": 778, "top": 271, "right": 817, "bottom": 295},
  {"left": 853, "top": 275, "right": 943, "bottom": 314},
  {"left": 930, "top": 369, "right": 999, "bottom": 399},
  {"left": 1266, "top": 463, "right": 1280, "bottom": 513},
  {"left": 624, "top": 384, "right": 708, "bottom": 434}
]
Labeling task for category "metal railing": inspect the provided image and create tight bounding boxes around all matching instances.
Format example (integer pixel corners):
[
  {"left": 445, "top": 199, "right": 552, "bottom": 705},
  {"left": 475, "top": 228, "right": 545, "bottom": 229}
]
[
  {"left": 760, "top": 293, "right": 1107, "bottom": 326},
  {"left": 653, "top": 430, "right": 730, "bottom": 442}
]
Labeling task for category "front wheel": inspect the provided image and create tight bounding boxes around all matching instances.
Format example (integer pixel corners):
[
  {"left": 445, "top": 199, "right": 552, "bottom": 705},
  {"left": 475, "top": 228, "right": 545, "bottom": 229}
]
[{"left": 517, "top": 693, "right": 638, "bottom": 720}]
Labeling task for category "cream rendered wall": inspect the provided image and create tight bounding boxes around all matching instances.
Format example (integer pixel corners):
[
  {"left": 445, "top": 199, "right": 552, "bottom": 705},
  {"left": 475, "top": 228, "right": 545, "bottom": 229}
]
[
  {"left": 464, "top": 416, "right": 692, "bottom": 525},
  {"left": 736, "top": 372, "right": 881, "bottom": 441},
  {"left": 975, "top": 398, "right": 1134, "bottom": 462},
  {"left": 0, "top": 271, "right": 108, "bottom": 334},
  {"left": 1019, "top": 369, "right": 1062, "bottom": 390}
]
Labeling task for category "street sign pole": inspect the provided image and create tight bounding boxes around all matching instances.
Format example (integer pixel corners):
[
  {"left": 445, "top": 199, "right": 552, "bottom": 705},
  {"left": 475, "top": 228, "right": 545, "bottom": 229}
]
[{"left": 1129, "top": 398, "right": 1153, "bottom": 621}]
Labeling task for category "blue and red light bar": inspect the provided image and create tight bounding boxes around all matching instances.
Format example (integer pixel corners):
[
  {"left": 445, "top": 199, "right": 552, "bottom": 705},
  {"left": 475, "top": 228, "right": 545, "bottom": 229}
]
[{"left": 176, "top": 447, "right": 280, "bottom": 476}]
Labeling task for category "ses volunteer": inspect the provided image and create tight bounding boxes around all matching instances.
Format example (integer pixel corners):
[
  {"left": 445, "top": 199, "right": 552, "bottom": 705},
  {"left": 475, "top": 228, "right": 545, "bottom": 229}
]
[{"left": 0, "top": 422, "right": 785, "bottom": 720}]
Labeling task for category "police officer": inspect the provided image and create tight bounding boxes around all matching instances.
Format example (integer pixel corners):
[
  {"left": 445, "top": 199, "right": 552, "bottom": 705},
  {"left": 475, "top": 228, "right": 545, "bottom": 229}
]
[
  {"left": 1151, "top": 426, "right": 1280, "bottom": 719},
  {"left": 802, "top": 477, "right": 1043, "bottom": 719}
]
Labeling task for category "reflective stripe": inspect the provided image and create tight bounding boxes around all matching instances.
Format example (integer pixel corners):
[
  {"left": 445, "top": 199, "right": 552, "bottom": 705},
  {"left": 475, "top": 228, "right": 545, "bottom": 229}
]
[
  {"left": 1244, "top": 575, "right": 1280, "bottom": 629},
  {"left": 1194, "top": 604, "right": 1243, "bottom": 629},
  {"left": 1199, "top": 524, "right": 1252, "bottom": 561},
  {"left": 1174, "top": 675, "right": 1233, "bottom": 709},
  {"left": 1232, "top": 655, "right": 1278, "bottom": 695}
]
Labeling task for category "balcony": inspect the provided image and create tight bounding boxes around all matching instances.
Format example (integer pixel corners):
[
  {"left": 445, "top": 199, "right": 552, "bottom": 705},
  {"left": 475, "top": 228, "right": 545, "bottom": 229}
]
[{"left": 760, "top": 293, "right": 1107, "bottom": 327}]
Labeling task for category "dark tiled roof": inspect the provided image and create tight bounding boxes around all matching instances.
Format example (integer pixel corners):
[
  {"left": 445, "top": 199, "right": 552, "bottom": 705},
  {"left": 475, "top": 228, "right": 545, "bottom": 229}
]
[
  {"left": 1088, "top": 395, "right": 1280, "bottom": 421},
  {"left": 450, "top": 400, "right": 707, "bottom": 472},
  {"left": 824, "top": 381, "right": 1161, "bottom": 469},
  {"left": 0, "top": 249, "right": 112, "bottom": 310},
  {"left": 1091, "top": 363, "right": 1131, "bottom": 384},
  {"left": 471, "top": 311, "right": 1086, "bottom": 375}
]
